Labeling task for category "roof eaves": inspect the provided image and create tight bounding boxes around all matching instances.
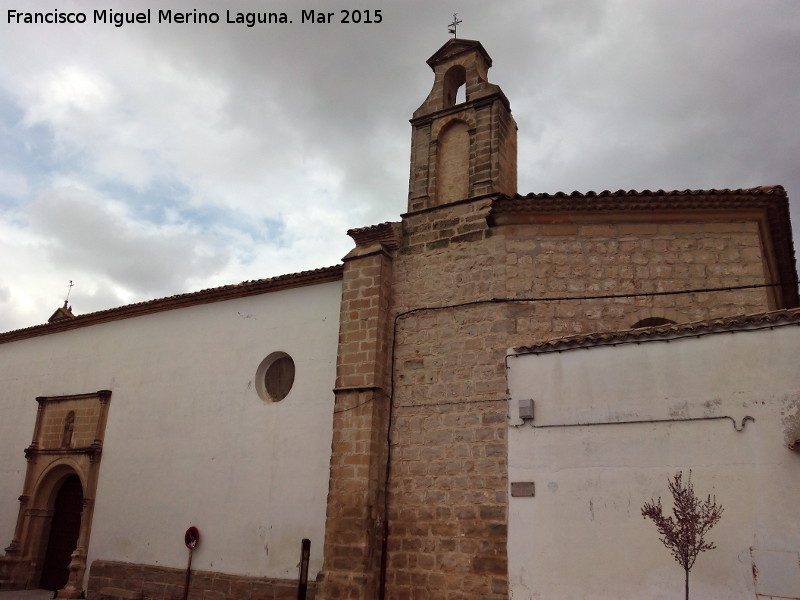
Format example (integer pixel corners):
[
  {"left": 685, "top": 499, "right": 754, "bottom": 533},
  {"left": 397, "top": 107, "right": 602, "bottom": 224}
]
[
  {"left": 490, "top": 185, "right": 788, "bottom": 215},
  {"left": 0, "top": 264, "right": 344, "bottom": 345},
  {"left": 512, "top": 307, "right": 800, "bottom": 354}
]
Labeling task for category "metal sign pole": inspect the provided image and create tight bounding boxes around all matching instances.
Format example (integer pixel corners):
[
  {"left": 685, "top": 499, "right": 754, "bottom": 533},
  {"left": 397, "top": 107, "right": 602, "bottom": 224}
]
[
  {"left": 297, "top": 538, "right": 310, "bottom": 600},
  {"left": 183, "top": 527, "right": 200, "bottom": 600},
  {"left": 183, "top": 546, "right": 194, "bottom": 600}
]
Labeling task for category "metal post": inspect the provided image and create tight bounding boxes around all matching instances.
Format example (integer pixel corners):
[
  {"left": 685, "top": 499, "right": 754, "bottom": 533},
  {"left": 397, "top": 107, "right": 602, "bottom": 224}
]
[
  {"left": 297, "top": 538, "right": 310, "bottom": 600},
  {"left": 182, "top": 546, "right": 193, "bottom": 600},
  {"left": 182, "top": 527, "right": 199, "bottom": 600}
]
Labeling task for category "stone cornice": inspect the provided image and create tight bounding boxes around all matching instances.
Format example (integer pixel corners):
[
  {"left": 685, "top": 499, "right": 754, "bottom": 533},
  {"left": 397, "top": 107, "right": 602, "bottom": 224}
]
[
  {"left": 409, "top": 92, "right": 510, "bottom": 127},
  {"left": 347, "top": 222, "right": 402, "bottom": 250},
  {"left": 25, "top": 444, "right": 102, "bottom": 460},
  {"left": 36, "top": 390, "right": 112, "bottom": 404},
  {"left": 426, "top": 38, "right": 492, "bottom": 69},
  {"left": 402, "top": 193, "right": 496, "bottom": 218}
]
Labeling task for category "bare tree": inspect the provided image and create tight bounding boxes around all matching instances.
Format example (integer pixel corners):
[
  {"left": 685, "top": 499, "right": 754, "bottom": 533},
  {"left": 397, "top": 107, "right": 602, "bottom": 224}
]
[{"left": 641, "top": 471, "right": 723, "bottom": 600}]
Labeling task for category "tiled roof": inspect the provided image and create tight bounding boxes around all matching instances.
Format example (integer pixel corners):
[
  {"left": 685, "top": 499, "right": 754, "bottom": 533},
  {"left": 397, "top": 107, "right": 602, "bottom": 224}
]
[
  {"left": 0, "top": 265, "right": 344, "bottom": 345},
  {"left": 490, "top": 186, "right": 790, "bottom": 218},
  {"left": 347, "top": 222, "right": 402, "bottom": 249},
  {"left": 494, "top": 185, "right": 786, "bottom": 208},
  {"left": 497, "top": 184, "right": 785, "bottom": 204},
  {"left": 512, "top": 307, "right": 800, "bottom": 354}
]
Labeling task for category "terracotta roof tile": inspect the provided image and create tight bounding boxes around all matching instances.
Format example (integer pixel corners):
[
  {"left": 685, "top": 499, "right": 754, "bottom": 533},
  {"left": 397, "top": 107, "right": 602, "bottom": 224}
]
[
  {"left": 0, "top": 265, "right": 343, "bottom": 344},
  {"left": 347, "top": 221, "right": 402, "bottom": 249},
  {"left": 512, "top": 307, "right": 800, "bottom": 354},
  {"left": 489, "top": 186, "right": 790, "bottom": 216}
]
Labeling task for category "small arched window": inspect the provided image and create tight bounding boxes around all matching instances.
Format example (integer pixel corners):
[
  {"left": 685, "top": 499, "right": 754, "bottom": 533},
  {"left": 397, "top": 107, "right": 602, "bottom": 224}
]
[
  {"left": 631, "top": 317, "right": 676, "bottom": 329},
  {"left": 443, "top": 65, "right": 466, "bottom": 108}
]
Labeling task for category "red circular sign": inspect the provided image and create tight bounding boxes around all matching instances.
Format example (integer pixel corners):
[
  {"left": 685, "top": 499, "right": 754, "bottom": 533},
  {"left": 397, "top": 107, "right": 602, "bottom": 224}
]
[{"left": 184, "top": 526, "right": 200, "bottom": 549}]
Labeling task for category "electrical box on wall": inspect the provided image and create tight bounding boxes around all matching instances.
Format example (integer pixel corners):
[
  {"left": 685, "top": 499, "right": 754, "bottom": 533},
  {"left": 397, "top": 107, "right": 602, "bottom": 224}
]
[{"left": 518, "top": 398, "right": 534, "bottom": 420}]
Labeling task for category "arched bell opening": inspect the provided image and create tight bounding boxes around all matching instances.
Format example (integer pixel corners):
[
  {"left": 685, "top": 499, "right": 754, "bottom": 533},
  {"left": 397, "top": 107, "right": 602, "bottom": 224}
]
[{"left": 442, "top": 65, "right": 466, "bottom": 108}]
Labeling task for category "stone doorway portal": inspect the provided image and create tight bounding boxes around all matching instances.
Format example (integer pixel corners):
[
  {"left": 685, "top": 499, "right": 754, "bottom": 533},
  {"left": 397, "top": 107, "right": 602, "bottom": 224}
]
[{"left": 0, "top": 390, "right": 111, "bottom": 598}]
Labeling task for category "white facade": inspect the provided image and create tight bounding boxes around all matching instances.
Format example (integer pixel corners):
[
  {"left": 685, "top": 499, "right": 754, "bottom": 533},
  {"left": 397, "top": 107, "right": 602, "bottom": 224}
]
[
  {"left": 507, "top": 319, "right": 800, "bottom": 600},
  {"left": 0, "top": 279, "right": 342, "bottom": 585}
]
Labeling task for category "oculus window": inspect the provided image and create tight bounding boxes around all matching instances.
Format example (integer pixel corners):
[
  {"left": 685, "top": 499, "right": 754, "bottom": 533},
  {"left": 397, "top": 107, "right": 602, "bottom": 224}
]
[{"left": 256, "top": 352, "right": 295, "bottom": 402}]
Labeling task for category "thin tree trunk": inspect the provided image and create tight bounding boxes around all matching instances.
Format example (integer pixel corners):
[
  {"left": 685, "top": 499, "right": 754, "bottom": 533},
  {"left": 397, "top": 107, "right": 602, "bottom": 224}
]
[{"left": 685, "top": 568, "right": 689, "bottom": 600}]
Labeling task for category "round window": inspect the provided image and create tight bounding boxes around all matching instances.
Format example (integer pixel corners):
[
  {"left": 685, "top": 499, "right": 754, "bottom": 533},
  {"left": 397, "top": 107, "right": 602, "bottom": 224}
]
[{"left": 255, "top": 352, "right": 295, "bottom": 402}]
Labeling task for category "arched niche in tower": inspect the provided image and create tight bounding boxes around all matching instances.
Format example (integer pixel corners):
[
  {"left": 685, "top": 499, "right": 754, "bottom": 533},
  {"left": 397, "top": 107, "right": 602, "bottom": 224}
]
[{"left": 436, "top": 119, "right": 470, "bottom": 205}]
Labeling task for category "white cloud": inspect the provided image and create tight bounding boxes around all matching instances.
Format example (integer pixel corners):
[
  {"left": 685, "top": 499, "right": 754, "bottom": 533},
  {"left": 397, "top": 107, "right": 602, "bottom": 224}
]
[
  {"left": 0, "top": 0, "right": 798, "bottom": 331},
  {"left": 30, "top": 185, "right": 230, "bottom": 292},
  {"left": 22, "top": 65, "right": 115, "bottom": 127}
]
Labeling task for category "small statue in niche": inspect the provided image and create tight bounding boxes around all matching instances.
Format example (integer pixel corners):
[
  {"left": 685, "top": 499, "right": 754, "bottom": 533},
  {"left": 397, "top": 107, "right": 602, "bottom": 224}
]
[{"left": 61, "top": 411, "right": 75, "bottom": 448}]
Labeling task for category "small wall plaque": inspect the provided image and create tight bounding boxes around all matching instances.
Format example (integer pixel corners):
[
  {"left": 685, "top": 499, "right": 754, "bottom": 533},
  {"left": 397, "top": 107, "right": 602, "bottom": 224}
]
[{"left": 511, "top": 482, "right": 535, "bottom": 497}]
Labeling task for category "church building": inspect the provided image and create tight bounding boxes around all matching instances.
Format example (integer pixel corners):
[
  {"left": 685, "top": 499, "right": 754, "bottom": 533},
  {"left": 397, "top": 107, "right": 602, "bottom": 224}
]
[{"left": 1, "top": 39, "right": 798, "bottom": 600}]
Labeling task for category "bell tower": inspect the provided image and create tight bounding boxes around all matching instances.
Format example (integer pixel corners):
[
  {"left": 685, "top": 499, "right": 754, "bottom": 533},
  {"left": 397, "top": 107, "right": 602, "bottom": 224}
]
[{"left": 407, "top": 39, "right": 517, "bottom": 212}]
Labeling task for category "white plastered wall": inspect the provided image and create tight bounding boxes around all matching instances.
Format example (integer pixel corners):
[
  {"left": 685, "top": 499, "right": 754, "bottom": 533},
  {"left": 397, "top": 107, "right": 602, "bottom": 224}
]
[
  {"left": 0, "top": 280, "right": 341, "bottom": 584},
  {"left": 506, "top": 324, "right": 800, "bottom": 600}
]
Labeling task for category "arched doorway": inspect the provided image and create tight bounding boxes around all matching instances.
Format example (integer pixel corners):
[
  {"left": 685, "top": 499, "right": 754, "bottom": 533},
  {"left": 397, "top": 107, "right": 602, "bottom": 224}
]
[
  {"left": 1, "top": 391, "right": 111, "bottom": 595},
  {"left": 39, "top": 474, "right": 83, "bottom": 591}
]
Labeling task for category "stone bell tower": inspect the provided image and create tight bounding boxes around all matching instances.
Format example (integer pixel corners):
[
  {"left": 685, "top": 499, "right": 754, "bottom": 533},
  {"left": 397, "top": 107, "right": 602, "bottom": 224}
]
[{"left": 408, "top": 38, "right": 517, "bottom": 212}]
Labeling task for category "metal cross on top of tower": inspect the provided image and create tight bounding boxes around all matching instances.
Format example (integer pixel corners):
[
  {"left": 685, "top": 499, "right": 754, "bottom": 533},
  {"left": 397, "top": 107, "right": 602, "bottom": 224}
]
[{"left": 448, "top": 13, "right": 462, "bottom": 38}]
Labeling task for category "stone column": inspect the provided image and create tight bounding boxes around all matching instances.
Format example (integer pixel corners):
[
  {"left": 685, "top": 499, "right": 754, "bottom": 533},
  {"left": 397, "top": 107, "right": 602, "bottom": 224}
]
[{"left": 317, "top": 224, "right": 400, "bottom": 600}]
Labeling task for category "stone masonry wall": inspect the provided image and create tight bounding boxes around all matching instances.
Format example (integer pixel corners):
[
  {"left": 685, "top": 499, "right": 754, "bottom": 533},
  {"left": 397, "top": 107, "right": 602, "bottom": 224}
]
[
  {"left": 318, "top": 242, "right": 396, "bottom": 600},
  {"left": 40, "top": 398, "right": 102, "bottom": 448},
  {"left": 494, "top": 104, "right": 517, "bottom": 198},
  {"left": 86, "top": 560, "right": 313, "bottom": 600},
  {"left": 388, "top": 200, "right": 509, "bottom": 600},
  {"left": 383, "top": 199, "right": 772, "bottom": 599},
  {"left": 502, "top": 220, "right": 770, "bottom": 336}
]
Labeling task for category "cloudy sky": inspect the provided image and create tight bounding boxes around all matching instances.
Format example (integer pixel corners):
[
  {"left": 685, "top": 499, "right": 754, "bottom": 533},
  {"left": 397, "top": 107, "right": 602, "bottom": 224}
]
[{"left": 0, "top": 0, "right": 798, "bottom": 332}]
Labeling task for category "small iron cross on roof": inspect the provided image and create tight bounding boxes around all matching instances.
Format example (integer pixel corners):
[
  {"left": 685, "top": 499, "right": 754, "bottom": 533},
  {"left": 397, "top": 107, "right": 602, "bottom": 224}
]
[{"left": 448, "top": 13, "right": 462, "bottom": 38}]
